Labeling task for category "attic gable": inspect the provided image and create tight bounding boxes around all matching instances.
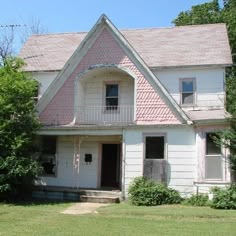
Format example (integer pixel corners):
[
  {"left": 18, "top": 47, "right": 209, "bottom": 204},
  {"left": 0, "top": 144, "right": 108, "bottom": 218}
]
[{"left": 36, "top": 15, "right": 189, "bottom": 125}]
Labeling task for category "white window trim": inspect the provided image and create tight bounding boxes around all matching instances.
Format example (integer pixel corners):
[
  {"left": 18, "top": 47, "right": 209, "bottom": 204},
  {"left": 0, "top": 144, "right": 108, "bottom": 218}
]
[
  {"left": 179, "top": 77, "right": 196, "bottom": 106},
  {"left": 196, "top": 130, "right": 230, "bottom": 183},
  {"left": 143, "top": 133, "right": 168, "bottom": 160},
  {"left": 204, "top": 132, "right": 223, "bottom": 181},
  {"left": 103, "top": 81, "right": 120, "bottom": 113}
]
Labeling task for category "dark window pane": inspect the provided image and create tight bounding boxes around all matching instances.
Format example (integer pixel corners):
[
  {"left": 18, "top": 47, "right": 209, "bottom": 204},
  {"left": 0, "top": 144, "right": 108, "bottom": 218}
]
[
  {"left": 40, "top": 136, "right": 57, "bottom": 176},
  {"left": 206, "top": 133, "right": 221, "bottom": 155},
  {"left": 42, "top": 136, "right": 57, "bottom": 154},
  {"left": 182, "top": 80, "right": 193, "bottom": 92},
  {"left": 106, "top": 84, "right": 118, "bottom": 97},
  {"left": 106, "top": 98, "right": 118, "bottom": 106},
  {"left": 146, "top": 136, "right": 164, "bottom": 159},
  {"left": 182, "top": 93, "right": 193, "bottom": 104}
]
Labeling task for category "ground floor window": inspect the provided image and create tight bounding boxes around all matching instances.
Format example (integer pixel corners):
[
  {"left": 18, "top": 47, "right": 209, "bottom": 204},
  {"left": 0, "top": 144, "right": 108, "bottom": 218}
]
[
  {"left": 143, "top": 135, "right": 167, "bottom": 183},
  {"left": 205, "top": 133, "right": 222, "bottom": 180},
  {"left": 39, "top": 136, "right": 57, "bottom": 176},
  {"left": 145, "top": 136, "right": 165, "bottom": 159}
]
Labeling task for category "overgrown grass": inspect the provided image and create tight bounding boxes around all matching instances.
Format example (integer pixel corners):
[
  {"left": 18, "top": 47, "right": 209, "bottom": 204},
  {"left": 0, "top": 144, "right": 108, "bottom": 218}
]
[{"left": 0, "top": 201, "right": 236, "bottom": 236}]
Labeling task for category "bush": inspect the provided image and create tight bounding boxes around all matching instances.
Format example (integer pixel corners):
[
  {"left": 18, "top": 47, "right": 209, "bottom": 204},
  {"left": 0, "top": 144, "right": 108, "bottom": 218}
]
[
  {"left": 182, "top": 194, "right": 209, "bottom": 206},
  {"left": 128, "top": 176, "right": 182, "bottom": 206},
  {"left": 211, "top": 185, "right": 236, "bottom": 209}
]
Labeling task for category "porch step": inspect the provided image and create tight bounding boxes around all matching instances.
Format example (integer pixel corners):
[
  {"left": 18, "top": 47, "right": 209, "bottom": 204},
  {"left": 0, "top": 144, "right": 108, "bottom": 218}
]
[
  {"left": 80, "top": 195, "right": 120, "bottom": 203},
  {"left": 32, "top": 186, "right": 122, "bottom": 202}
]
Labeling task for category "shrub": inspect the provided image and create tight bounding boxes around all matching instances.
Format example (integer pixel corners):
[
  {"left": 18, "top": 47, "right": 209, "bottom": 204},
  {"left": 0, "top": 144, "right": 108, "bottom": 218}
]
[
  {"left": 211, "top": 185, "right": 236, "bottom": 209},
  {"left": 182, "top": 194, "right": 209, "bottom": 206},
  {"left": 128, "top": 176, "right": 182, "bottom": 206}
]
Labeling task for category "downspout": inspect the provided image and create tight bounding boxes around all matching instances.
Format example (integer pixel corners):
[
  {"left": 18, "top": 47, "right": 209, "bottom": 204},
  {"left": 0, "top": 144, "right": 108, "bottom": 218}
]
[{"left": 122, "top": 128, "right": 126, "bottom": 200}]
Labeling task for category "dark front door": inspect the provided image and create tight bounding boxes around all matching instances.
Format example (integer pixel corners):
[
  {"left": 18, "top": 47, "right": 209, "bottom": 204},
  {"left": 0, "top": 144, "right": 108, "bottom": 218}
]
[{"left": 101, "top": 144, "right": 121, "bottom": 188}]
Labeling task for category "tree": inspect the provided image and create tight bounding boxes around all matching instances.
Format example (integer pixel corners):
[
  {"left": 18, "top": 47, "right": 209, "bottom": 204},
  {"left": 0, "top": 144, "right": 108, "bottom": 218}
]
[
  {"left": 173, "top": 0, "right": 222, "bottom": 26},
  {"left": 0, "top": 57, "right": 41, "bottom": 198},
  {"left": 173, "top": 0, "right": 236, "bottom": 181},
  {"left": 0, "top": 18, "right": 46, "bottom": 66}
]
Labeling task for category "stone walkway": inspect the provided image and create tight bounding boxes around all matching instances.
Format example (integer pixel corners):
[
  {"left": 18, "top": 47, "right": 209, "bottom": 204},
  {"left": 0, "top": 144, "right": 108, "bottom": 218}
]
[{"left": 61, "top": 202, "right": 110, "bottom": 215}]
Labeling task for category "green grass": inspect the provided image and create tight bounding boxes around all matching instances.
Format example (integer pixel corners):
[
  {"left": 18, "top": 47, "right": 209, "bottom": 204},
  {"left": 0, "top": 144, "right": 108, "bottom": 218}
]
[{"left": 0, "top": 201, "right": 236, "bottom": 236}]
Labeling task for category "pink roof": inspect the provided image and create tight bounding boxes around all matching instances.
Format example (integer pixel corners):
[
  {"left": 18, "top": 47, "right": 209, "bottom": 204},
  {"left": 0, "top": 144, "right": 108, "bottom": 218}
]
[{"left": 19, "top": 24, "right": 232, "bottom": 71}]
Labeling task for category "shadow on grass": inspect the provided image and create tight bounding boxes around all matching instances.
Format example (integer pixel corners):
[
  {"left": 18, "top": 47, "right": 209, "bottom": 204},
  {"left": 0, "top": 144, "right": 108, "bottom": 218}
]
[{"left": 0, "top": 195, "right": 76, "bottom": 206}]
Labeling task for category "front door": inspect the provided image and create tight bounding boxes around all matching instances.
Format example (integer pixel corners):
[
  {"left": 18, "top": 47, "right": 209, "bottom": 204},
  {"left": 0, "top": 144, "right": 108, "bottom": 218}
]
[{"left": 101, "top": 144, "right": 121, "bottom": 188}]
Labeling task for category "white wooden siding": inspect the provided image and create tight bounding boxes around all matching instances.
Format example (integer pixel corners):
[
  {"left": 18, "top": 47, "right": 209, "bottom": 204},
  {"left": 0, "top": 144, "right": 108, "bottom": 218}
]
[
  {"left": 124, "top": 127, "right": 196, "bottom": 195},
  {"left": 82, "top": 73, "right": 134, "bottom": 107},
  {"left": 32, "top": 71, "right": 59, "bottom": 99},
  {"left": 152, "top": 67, "right": 225, "bottom": 108},
  {"left": 37, "top": 135, "right": 121, "bottom": 188}
]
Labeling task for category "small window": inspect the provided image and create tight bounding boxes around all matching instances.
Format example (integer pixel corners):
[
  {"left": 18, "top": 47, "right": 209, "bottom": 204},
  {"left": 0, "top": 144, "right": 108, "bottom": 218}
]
[
  {"left": 39, "top": 136, "right": 57, "bottom": 176},
  {"left": 205, "top": 133, "right": 222, "bottom": 180},
  {"left": 105, "top": 84, "right": 118, "bottom": 110},
  {"left": 180, "top": 78, "right": 195, "bottom": 105},
  {"left": 145, "top": 136, "right": 165, "bottom": 159}
]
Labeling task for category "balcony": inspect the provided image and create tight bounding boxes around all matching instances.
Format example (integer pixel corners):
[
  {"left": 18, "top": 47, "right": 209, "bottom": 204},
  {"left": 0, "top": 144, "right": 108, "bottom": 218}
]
[{"left": 76, "top": 106, "right": 134, "bottom": 125}]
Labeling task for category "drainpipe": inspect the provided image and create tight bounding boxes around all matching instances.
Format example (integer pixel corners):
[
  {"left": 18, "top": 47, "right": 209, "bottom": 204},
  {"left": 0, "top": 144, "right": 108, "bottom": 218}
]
[{"left": 122, "top": 128, "right": 126, "bottom": 200}]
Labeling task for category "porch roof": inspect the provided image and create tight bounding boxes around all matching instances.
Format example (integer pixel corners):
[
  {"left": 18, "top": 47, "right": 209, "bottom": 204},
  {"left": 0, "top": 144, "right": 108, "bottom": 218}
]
[{"left": 185, "top": 109, "right": 230, "bottom": 123}]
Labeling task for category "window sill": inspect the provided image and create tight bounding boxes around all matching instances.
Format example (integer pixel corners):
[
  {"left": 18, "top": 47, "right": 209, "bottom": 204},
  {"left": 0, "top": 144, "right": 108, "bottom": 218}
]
[{"left": 194, "top": 180, "right": 231, "bottom": 185}]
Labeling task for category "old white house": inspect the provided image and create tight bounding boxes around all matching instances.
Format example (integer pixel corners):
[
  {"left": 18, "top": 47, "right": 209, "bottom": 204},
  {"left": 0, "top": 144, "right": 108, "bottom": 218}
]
[{"left": 19, "top": 15, "right": 232, "bottom": 200}]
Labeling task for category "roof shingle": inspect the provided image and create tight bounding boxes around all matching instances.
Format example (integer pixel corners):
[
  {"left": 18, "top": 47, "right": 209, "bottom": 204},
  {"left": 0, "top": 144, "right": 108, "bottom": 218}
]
[{"left": 19, "top": 23, "right": 232, "bottom": 71}]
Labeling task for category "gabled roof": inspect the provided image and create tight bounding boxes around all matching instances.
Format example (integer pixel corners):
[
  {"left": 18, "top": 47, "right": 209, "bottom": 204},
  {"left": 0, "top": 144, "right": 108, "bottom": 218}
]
[
  {"left": 19, "top": 23, "right": 232, "bottom": 72},
  {"left": 36, "top": 14, "right": 190, "bottom": 124}
]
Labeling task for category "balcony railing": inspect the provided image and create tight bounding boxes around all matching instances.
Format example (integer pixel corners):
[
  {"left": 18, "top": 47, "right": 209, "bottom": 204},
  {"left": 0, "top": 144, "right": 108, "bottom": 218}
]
[{"left": 76, "top": 106, "right": 134, "bottom": 124}]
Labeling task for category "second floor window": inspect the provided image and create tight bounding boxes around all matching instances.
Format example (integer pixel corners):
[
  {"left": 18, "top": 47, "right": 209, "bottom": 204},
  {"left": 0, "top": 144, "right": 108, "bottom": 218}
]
[
  {"left": 106, "top": 84, "right": 119, "bottom": 110},
  {"left": 180, "top": 78, "right": 195, "bottom": 105}
]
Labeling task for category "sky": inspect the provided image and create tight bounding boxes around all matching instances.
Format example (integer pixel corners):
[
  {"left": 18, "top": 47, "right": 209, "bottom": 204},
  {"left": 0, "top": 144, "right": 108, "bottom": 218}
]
[
  {"left": 0, "top": 0, "right": 221, "bottom": 33},
  {"left": 0, "top": 0, "right": 222, "bottom": 52}
]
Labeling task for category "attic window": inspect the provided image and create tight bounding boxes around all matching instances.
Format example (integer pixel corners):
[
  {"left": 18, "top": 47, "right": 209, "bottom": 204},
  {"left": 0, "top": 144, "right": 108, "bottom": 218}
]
[
  {"left": 180, "top": 78, "right": 195, "bottom": 105},
  {"left": 105, "top": 84, "right": 119, "bottom": 110}
]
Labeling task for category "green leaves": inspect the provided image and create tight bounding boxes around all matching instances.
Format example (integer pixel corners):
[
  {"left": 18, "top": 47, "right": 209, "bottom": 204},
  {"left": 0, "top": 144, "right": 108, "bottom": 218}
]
[
  {"left": 0, "top": 57, "right": 41, "bottom": 197},
  {"left": 172, "top": 0, "right": 221, "bottom": 26}
]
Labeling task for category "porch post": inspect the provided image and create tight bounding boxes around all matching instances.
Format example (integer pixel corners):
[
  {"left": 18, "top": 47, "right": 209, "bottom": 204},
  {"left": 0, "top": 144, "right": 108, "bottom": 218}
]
[{"left": 73, "top": 136, "right": 81, "bottom": 188}]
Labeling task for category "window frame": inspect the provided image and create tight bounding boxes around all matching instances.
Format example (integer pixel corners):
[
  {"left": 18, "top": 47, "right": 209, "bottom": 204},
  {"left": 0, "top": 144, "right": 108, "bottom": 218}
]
[
  {"left": 143, "top": 133, "right": 167, "bottom": 160},
  {"left": 179, "top": 78, "right": 196, "bottom": 106},
  {"left": 104, "top": 82, "right": 120, "bottom": 112},
  {"left": 204, "top": 132, "right": 223, "bottom": 180}
]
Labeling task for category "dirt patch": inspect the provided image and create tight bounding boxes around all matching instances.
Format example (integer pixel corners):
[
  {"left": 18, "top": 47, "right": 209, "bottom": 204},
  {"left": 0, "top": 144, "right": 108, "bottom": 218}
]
[{"left": 61, "top": 202, "right": 110, "bottom": 215}]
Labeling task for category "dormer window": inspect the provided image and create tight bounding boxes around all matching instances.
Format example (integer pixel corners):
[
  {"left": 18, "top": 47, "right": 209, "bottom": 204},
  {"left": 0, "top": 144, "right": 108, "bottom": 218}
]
[
  {"left": 105, "top": 84, "right": 119, "bottom": 110},
  {"left": 180, "top": 78, "right": 196, "bottom": 105}
]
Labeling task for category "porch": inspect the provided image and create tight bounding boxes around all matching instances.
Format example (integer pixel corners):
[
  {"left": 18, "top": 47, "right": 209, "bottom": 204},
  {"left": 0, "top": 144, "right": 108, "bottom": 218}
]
[{"left": 35, "top": 135, "right": 124, "bottom": 199}]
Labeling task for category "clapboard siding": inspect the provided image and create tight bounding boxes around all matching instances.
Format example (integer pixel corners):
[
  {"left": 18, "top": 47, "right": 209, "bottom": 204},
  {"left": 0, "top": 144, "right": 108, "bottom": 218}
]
[
  {"left": 83, "top": 72, "right": 134, "bottom": 107},
  {"left": 124, "top": 127, "right": 196, "bottom": 195},
  {"left": 32, "top": 71, "right": 59, "bottom": 99},
  {"left": 153, "top": 67, "right": 225, "bottom": 108}
]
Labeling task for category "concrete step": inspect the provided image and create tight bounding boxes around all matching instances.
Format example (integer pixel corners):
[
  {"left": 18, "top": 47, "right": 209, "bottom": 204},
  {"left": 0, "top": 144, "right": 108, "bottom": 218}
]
[
  {"left": 80, "top": 195, "right": 120, "bottom": 204},
  {"left": 79, "top": 189, "right": 121, "bottom": 198}
]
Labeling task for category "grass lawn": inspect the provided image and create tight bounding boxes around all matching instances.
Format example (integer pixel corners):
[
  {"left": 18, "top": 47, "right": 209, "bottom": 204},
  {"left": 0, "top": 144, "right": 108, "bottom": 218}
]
[{"left": 0, "top": 201, "right": 236, "bottom": 236}]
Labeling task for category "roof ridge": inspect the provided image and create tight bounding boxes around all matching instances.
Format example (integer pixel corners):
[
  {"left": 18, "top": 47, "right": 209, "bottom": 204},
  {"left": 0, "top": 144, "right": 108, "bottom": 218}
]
[
  {"left": 30, "top": 23, "right": 227, "bottom": 37},
  {"left": 120, "top": 23, "right": 226, "bottom": 31},
  {"left": 30, "top": 31, "right": 88, "bottom": 37}
]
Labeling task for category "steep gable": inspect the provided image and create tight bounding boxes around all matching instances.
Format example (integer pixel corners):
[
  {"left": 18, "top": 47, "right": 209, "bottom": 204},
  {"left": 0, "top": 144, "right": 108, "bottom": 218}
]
[{"left": 37, "top": 15, "right": 189, "bottom": 126}]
